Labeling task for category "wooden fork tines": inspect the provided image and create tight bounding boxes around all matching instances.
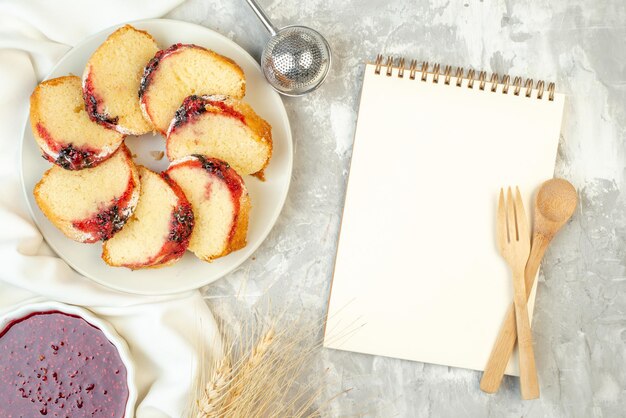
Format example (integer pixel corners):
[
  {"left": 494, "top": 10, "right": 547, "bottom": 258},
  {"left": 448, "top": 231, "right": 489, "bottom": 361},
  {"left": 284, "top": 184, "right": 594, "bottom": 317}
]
[{"left": 496, "top": 187, "right": 539, "bottom": 400}]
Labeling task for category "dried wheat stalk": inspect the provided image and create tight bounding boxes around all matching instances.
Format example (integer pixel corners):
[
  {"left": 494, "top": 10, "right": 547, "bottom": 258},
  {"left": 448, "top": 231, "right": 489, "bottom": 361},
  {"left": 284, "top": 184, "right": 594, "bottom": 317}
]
[
  {"left": 197, "top": 356, "right": 232, "bottom": 417},
  {"left": 195, "top": 318, "right": 340, "bottom": 418}
]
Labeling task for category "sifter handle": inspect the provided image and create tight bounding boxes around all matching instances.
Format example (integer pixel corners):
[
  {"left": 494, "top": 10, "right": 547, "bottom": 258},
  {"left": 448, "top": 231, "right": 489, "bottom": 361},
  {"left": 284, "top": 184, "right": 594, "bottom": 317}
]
[{"left": 245, "top": 0, "right": 279, "bottom": 36}]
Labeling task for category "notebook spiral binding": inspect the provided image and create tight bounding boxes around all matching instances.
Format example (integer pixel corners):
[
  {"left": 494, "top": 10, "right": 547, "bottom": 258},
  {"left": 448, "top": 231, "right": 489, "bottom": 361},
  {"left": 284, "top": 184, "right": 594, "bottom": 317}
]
[{"left": 373, "top": 54, "right": 555, "bottom": 101}]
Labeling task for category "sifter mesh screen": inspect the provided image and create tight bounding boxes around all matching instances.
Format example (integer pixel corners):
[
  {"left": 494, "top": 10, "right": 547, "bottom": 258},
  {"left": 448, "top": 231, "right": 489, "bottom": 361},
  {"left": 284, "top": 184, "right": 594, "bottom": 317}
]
[{"left": 261, "top": 26, "right": 331, "bottom": 95}]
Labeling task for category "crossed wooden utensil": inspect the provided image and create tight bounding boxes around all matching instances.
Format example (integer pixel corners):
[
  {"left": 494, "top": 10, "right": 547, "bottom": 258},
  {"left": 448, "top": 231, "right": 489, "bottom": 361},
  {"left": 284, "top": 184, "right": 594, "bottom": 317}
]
[{"left": 481, "top": 179, "right": 577, "bottom": 399}]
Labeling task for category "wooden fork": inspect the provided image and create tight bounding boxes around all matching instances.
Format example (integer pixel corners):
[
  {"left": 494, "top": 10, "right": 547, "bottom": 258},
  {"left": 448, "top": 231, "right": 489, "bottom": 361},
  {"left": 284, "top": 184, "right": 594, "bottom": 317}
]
[{"left": 496, "top": 187, "right": 539, "bottom": 400}]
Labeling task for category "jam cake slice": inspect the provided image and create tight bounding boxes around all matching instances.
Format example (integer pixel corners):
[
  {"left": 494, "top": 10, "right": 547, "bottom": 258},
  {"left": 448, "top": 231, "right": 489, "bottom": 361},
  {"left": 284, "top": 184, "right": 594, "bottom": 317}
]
[
  {"left": 165, "top": 155, "right": 250, "bottom": 261},
  {"left": 83, "top": 25, "right": 159, "bottom": 135},
  {"left": 102, "top": 166, "right": 194, "bottom": 269},
  {"left": 30, "top": 76, "right": 124, "bottom": 170},
  {"left": 34, "top": 145, "right": 139, "bottom": 243},
  {"left": 166, "top": 95, "right": 272, "bottom": 178},
  {"left": 139, "top": 44, "right": 246, "bottom": 135}
]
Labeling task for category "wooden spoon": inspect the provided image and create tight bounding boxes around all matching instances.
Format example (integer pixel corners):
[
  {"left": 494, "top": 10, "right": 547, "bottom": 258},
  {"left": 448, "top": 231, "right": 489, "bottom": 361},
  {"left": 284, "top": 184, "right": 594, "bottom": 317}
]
[{"left": 480, "top": 178, "right": 577, "bottom": 394}]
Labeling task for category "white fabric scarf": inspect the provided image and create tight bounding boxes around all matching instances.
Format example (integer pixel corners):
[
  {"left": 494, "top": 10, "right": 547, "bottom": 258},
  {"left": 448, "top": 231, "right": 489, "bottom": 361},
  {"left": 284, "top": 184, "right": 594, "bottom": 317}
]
[{"left": 0, "top": 1, "right": 221, "bottom": 417}]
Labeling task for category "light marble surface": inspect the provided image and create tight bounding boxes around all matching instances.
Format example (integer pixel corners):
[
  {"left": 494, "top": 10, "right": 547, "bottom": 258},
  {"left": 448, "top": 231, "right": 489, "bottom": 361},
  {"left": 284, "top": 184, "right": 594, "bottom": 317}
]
[{"left": 167, "top": 1, "right": 626, "bottom": 416}]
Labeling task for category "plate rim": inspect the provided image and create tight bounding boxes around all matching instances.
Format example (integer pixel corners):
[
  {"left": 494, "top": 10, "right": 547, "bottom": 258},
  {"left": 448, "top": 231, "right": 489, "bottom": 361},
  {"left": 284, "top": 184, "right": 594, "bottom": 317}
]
[{"left": 19, "top": 18, "right": 293, "bottom": 295}]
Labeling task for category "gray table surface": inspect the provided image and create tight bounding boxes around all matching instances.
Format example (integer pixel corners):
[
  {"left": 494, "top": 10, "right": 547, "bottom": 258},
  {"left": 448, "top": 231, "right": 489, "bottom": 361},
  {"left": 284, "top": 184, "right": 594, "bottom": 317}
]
[{"left": 167, "top": 1, "right": 626, "bottom": 416}]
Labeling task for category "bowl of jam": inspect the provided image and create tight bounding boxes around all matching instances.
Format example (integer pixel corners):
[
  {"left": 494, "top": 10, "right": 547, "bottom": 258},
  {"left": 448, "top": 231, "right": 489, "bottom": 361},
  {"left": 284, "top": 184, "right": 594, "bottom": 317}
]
[{"left": 0, "top": 301, "right": 136, "bottom": 417}]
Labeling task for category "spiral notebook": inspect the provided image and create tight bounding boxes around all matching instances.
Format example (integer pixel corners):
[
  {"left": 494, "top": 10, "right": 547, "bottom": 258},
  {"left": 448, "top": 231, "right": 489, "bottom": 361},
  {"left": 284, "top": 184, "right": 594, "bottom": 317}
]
[{"left": 324, "top": 56, "right": 565, "bottom": 375}]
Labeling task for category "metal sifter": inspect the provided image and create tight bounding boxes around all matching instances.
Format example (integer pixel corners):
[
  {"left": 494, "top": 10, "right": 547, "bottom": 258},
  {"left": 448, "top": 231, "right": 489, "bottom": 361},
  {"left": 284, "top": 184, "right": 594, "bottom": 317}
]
[{"left": 245, "top": 0, "right": 332, "bottom": 96}]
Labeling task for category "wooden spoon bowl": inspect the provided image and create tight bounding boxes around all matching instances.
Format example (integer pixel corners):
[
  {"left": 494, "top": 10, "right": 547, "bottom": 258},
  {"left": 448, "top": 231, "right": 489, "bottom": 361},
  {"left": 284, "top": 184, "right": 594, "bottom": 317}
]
[{"left": 536, "top": 178, "right": 578, "bottom": 228}]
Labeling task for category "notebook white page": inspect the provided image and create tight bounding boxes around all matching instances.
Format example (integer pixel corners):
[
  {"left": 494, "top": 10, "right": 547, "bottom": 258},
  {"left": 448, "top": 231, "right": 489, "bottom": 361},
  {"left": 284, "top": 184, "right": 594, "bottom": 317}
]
[{"left": 324, "top": 63, "right": 565, "bottom": 375}]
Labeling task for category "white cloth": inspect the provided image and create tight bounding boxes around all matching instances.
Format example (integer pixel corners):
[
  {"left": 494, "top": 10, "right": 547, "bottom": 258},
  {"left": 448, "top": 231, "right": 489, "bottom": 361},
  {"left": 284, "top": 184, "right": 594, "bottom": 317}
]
[{"left": 0, "top": 1, "right": 221, "bottom": 417}]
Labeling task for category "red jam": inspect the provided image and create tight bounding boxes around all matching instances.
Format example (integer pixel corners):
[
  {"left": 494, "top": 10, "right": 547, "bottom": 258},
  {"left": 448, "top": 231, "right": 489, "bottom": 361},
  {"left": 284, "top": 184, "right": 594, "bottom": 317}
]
[
  {"left": 206, "top": 98, "right": 246, "bottom": 125},
  {"left": 82, "top": 72, "right": 119, "bottom": 129},
  {"left": 174, "top": 156, "right": 244, "bottom": 242},
  {"left": 36, "top": 123, "right": 105, "bottom": 170},
  {"left": 72, "top": 174, "right": 138, "bottom": 243},
  {"left": 125, "top": 175, "right": 194, "bottom": 269},
  {"left": 154, "top": 203, "right": 194, "bottom": 264},
  {"left": 0, "top": 311, "right": 128, "bottom": 418},
  {"left": 162, "top": 173, "right": 195, "bottom": 245},
  {"left": 139, "top": 43, "right": 186, "bottom": 99},
  {"left": 169, "top": 95, "right": 246, "bottom": 135}
]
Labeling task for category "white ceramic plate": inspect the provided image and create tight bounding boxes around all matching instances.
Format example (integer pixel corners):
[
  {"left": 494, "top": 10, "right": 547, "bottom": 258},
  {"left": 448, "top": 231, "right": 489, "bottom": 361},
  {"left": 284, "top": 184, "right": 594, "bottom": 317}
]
[
  {"left": 0, "top": 301, "right": 137, "bottom": 417},
  {"left": 20, "top": 19, "right": 293, "bottom": 295}
]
